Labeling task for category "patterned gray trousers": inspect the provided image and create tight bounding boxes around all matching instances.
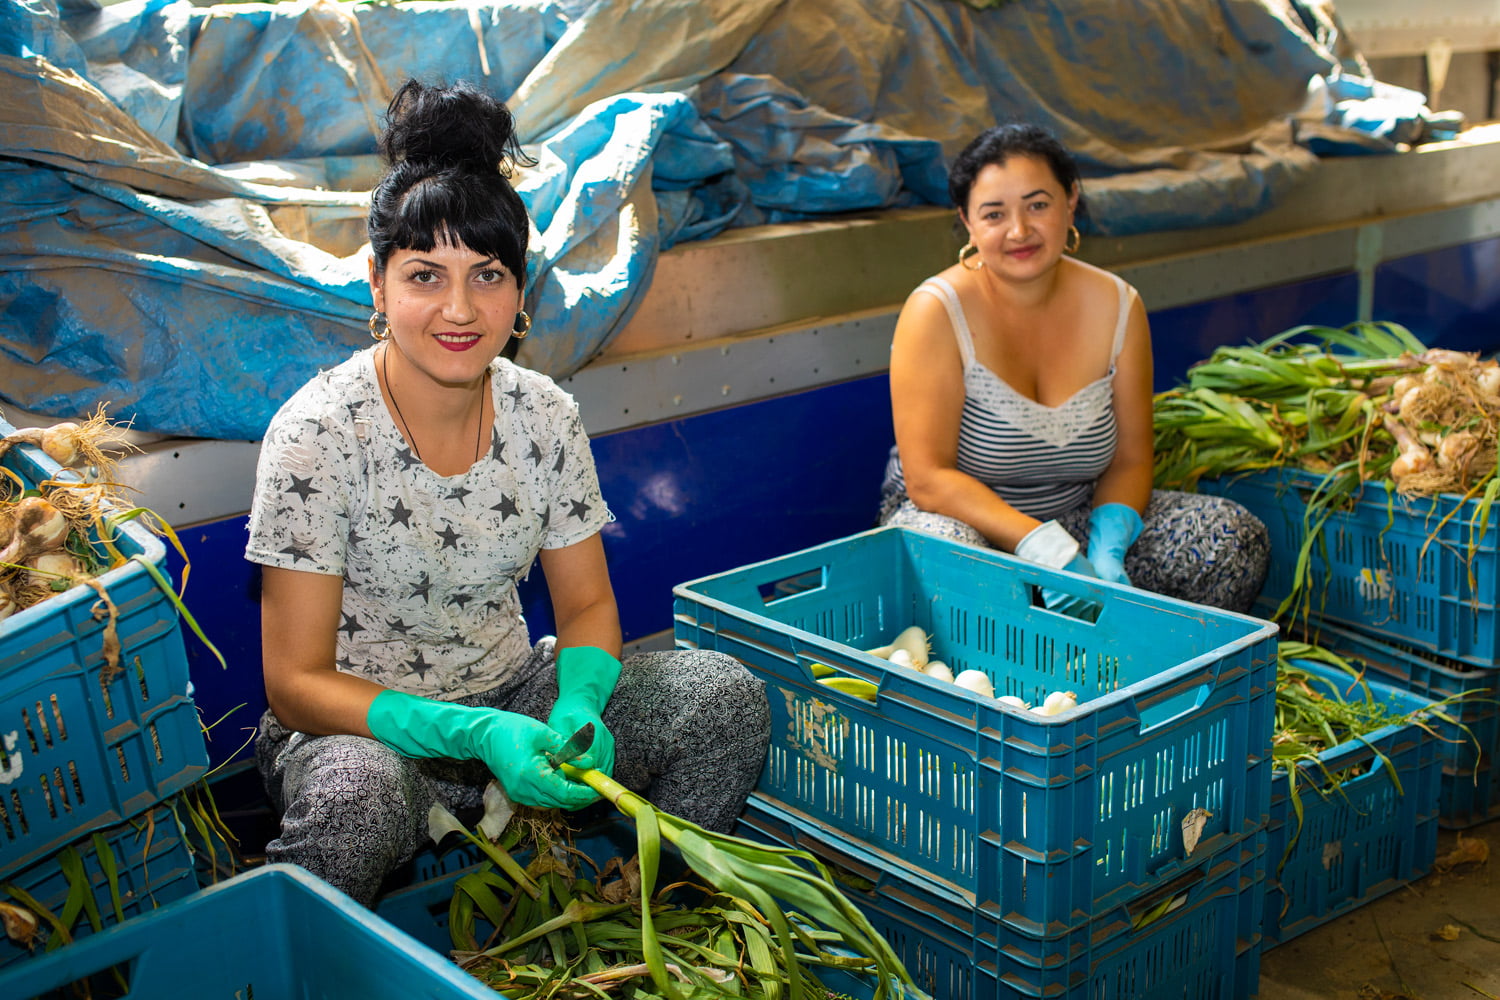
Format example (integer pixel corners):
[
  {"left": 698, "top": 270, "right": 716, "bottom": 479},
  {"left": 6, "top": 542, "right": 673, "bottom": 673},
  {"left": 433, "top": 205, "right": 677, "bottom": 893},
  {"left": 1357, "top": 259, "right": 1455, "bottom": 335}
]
[
  {"left": 880, "top": 488, "right": 1270, "bottom": 614},
  {"left": 255, "top": 641, "right": 769, "bottom": 906}
]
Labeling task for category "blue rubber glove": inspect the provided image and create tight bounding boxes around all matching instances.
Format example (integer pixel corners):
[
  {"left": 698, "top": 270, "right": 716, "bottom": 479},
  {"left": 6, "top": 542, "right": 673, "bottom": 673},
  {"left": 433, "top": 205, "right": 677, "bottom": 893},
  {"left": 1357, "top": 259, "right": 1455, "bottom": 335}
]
[
  {"left": 366, "top": 689, "right": 598, "bottom": 810},
  {"left": 1014, "top": 520, "right": 1101, "bottom": 620},
  {"left": 1087, "top": 503, "right": 1144, "bottom": 586},
  {"left": 547, "top": 646, "right": 622, "bottom": 777}
]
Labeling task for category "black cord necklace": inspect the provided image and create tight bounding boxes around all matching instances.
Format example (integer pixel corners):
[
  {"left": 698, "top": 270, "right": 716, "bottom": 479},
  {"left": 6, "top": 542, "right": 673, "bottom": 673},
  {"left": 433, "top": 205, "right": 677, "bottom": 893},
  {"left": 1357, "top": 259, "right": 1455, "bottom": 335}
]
[{"left": 381, "top": 343, "right": 486, "bottom": 466}]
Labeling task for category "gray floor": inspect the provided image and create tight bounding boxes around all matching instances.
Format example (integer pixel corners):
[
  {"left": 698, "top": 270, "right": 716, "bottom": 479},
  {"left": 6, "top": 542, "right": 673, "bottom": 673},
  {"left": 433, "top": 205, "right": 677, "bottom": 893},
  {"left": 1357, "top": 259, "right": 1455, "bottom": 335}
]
[{"left": 1258, "top": 816, "right": 1499, "bottom": 1000}]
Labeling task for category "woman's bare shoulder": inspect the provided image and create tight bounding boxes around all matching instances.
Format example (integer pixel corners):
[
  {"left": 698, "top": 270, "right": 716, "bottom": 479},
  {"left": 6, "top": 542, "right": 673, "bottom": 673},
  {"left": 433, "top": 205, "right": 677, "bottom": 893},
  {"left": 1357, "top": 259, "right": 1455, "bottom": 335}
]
[
  {"left": 901, "top": 277, "right": 970, "bottom": 339},
  {"left": 1061, "top": 256, "right": 1136, "bottom": 299}
]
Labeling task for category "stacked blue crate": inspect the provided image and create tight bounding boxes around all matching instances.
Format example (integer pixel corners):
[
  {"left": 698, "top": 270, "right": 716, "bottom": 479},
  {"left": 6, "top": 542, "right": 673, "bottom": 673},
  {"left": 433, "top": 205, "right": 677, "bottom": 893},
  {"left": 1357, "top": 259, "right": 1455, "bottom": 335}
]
[
  {"left": 0, "top": 418, "right": 209, "bottom": 966},
  {"left": 673, "top": 526, "right": 1279, "bottom": 999},
  {"left": 1265, "top": 659, "right": 1443, "bottom": 945},
  {"left": 0, "top": 803, "right": 199, "bottom": 970},
  {"left": 1204, "top": 467, "right": 1500, "bottom": 827}
]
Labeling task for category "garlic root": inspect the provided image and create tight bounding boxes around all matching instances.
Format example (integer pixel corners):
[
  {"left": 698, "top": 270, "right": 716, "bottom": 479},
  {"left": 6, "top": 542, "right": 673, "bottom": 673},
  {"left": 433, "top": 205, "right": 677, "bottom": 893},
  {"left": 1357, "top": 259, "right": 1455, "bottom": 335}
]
[{"left": 0, "top": 407, "right": 130, "bottom": 479}]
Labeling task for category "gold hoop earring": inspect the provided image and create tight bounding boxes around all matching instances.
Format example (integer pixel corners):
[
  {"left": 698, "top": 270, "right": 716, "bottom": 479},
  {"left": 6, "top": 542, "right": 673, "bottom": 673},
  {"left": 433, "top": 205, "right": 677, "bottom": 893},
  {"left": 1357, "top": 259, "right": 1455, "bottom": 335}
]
[
  {"left": 512, "top": 310, "right": 531, "bottom": 339},
  {"left": 368, "top": 311, "right": 389, "bottom": 341},
  {"left": 1065, "top": 226, "right": 1081, "bottom": 255},
  {"left": 958, "top": 242, "right": 983, "bottom": 271}
]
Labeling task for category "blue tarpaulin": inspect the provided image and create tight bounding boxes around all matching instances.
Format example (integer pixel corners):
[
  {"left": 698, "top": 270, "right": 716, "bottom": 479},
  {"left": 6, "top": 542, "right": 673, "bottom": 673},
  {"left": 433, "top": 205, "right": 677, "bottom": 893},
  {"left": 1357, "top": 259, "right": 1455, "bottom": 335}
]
[{"left": 0, "top": 0, "right": 1445, "bottom": 440}]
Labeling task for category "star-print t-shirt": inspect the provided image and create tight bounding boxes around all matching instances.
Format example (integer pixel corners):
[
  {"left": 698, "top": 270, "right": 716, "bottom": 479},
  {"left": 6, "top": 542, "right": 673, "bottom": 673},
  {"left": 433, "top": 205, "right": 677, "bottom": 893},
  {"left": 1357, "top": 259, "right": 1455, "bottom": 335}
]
[{"left": 245, "top": 348, "right": 613, "bottom": 700}]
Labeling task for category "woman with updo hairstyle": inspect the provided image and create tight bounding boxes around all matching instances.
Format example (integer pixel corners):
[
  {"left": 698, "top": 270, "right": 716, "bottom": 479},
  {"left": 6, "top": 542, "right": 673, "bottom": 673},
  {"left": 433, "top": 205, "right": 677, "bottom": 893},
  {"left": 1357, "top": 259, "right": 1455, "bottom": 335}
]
[
  {"left": 878, "top": 123, "right": 1269, "bottom": 614},
  {"left": 245, "top": 79, "right": 770, "bottom": 905}
]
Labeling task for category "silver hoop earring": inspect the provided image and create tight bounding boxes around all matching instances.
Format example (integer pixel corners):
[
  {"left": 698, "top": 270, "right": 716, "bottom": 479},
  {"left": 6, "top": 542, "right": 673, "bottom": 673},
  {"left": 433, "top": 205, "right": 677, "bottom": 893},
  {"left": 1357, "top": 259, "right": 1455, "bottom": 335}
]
[
  {"left": 512, "top": 310, "right": 531, "bottom": 338},
  {"left": 368, "top": 311, "right": 389, "bottom": 341}
]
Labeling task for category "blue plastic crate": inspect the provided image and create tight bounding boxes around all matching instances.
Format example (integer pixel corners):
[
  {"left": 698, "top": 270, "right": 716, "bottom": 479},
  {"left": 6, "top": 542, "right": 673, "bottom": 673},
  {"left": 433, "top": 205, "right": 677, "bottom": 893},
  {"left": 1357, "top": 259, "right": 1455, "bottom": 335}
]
[
  {"left": 1202, "top": 467, "right": 1500, "bottom": 667},
  {"left": 1266, "top": 659, "right": 1443, "bottom": 946},
  {"left": 737, "top": 796, "right": 1266, "bottom": 1000},
  {"left": 673, "top": 527, "right": 1279, "bottom": 938},
  {"left": 0, "top": 801, "right": 198, "bottom": 970},
  {"left": 372, "top": 835, "right": 528, "bottom": 956},
  {"left": 1292, "top": 619, "right": 1499, "bottom": 829},
  {"left": 0, "top": 863, "right": 498, "bottom": 1000},
  {"left": 0, "top": 426, "right": 208, "bottom": 881}
]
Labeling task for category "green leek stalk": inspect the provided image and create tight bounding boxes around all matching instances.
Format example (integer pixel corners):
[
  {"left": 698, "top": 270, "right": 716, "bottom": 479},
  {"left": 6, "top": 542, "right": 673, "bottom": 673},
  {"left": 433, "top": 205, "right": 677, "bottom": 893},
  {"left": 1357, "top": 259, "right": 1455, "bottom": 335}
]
[{"left": 559, "top": 763, "right": 915, "bottom": 1000}]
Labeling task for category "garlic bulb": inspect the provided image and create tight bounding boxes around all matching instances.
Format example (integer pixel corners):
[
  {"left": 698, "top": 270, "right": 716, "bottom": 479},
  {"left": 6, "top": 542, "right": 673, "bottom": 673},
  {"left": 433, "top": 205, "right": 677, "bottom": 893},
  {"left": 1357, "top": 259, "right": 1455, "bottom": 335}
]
[
  {"left": 1477, "top": 362, "right": 1500, "bottom": 397},
  {"left": 26, "top": 551, "right": 87, "bottom": 589},
  {"left": 0, "top": 496, "right": 69, "bottom": 566}
]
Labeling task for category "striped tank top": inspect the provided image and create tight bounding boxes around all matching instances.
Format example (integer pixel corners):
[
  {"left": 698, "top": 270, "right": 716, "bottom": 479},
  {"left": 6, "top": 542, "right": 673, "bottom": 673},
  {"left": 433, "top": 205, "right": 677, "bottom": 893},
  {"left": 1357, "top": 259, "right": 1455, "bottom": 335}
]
[{"left": 884, "top": 270, "right": 1135, "bottom": 521}]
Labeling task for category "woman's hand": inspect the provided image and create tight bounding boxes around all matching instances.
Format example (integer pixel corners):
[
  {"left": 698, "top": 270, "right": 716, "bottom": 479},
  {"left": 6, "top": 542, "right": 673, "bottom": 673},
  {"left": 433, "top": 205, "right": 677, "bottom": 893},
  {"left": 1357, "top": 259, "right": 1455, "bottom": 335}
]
[
  {"left": 540, "top": 533, "right": 623, "bottom": 774},
  {"left": 1015, "top": 520, "right": 1101, "bottom": 619}
]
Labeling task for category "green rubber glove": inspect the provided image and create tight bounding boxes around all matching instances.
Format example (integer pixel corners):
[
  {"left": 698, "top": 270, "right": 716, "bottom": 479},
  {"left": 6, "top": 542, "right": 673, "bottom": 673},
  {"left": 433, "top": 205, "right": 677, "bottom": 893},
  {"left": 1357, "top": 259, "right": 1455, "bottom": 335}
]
[
  {"left": 547, "top": 646, "right": 622, "bottom": 777},
  {"left": 365, "top": 689, "right": 598, "bottom": 810}
]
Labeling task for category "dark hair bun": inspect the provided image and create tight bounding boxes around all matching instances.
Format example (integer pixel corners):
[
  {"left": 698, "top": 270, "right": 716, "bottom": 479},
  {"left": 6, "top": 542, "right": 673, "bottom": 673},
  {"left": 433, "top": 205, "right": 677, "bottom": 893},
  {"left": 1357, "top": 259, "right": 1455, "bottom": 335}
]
[{"left": 379, "top": 79, "right": 526, "bottom": 174}]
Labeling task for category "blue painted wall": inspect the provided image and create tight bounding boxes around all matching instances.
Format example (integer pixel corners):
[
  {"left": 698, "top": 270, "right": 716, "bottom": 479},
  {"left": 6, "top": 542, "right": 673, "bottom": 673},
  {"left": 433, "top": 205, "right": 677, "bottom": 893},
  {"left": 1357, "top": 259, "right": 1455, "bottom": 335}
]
[
  {"left": 1146, "top": 272, "right": 1362, "bottom": 390},
  {"left": 166, "top": 519, "right": 266, "bottom": 767},
  {"left": 591, "top": 374, "right": 893, "bottom": 641},
  {"left": 1374, "top": 237, "right": 1500, "bottom": 352}
]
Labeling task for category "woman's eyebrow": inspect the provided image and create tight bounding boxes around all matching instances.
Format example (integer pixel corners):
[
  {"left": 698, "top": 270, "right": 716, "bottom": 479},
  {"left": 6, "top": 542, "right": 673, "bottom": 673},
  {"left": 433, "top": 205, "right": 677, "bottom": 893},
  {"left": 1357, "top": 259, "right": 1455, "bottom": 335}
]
[{"left": 976, "top": 189, "right": 1049, "bottom": 209}]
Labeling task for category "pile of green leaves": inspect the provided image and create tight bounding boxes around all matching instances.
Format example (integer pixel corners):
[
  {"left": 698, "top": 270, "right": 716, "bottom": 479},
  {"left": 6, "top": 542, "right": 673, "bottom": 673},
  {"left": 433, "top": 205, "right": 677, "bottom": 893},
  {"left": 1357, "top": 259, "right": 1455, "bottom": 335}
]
[
  {"left": 1151, "top": 321, "right": 1500, "bottom": 629},
  {"left": 435, "top": 769, "right": 916, "bottom": 1000},
  {"left": 1275, "top": 644, "right": 1409, "bottom": 779},
  {"left": 1153, "top": 321, "right": 1427, "bottom": 493}
]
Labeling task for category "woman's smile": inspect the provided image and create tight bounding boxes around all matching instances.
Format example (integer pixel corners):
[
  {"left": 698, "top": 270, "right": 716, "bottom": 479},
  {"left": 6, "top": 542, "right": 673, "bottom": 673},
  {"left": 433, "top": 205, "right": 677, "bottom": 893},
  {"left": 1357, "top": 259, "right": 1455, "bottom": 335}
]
[{"left": 435, "top": 332, "right": 483, "bottom": 351}]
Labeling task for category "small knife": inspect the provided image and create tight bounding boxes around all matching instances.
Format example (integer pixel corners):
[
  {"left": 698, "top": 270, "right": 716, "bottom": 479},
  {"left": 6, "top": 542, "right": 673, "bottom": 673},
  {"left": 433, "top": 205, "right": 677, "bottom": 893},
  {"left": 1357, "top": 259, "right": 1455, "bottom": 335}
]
[{"left": 545, "top": 722, "right": 595, "bottom": 769}]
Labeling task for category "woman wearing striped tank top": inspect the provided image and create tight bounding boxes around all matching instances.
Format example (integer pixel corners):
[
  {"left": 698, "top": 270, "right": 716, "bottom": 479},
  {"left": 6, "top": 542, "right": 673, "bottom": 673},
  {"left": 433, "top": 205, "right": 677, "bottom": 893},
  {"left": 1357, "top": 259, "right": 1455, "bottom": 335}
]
[{"left": 878, "top": 124, "right": 1268, "bottom": 614}]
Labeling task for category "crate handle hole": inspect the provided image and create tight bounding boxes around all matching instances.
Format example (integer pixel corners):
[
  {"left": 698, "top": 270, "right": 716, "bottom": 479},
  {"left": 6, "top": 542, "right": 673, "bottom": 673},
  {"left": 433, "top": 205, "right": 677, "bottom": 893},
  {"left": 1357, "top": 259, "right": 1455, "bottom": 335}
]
[
  {"left": 1127, "top": 865, "right": 1204, "bottom": 932},
  {"left": 1137, "top": 685, "right": 1209, "bottom": 733},
  {"left": 1026, "top": 583, "right": 1102, "bottom": 624},
  {"left": 757, "top": 568, "right": 827, "bottom": 605}
]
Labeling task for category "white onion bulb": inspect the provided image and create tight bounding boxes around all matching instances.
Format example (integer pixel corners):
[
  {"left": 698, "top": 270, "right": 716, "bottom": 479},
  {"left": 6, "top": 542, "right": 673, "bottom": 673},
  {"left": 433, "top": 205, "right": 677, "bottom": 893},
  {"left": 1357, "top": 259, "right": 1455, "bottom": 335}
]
[
  {"left": 953, "top": 670, "right": 995, "bottom": 698},
  {"left": 924, "top": 661, "right": 954, "bottom": 683}
]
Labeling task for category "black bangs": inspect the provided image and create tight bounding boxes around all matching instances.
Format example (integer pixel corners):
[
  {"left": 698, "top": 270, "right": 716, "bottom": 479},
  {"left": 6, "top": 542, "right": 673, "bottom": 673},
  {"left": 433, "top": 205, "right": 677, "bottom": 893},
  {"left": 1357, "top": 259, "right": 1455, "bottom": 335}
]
[{"left": 370, "top": 163, "right": 529, "bottom": 281}]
